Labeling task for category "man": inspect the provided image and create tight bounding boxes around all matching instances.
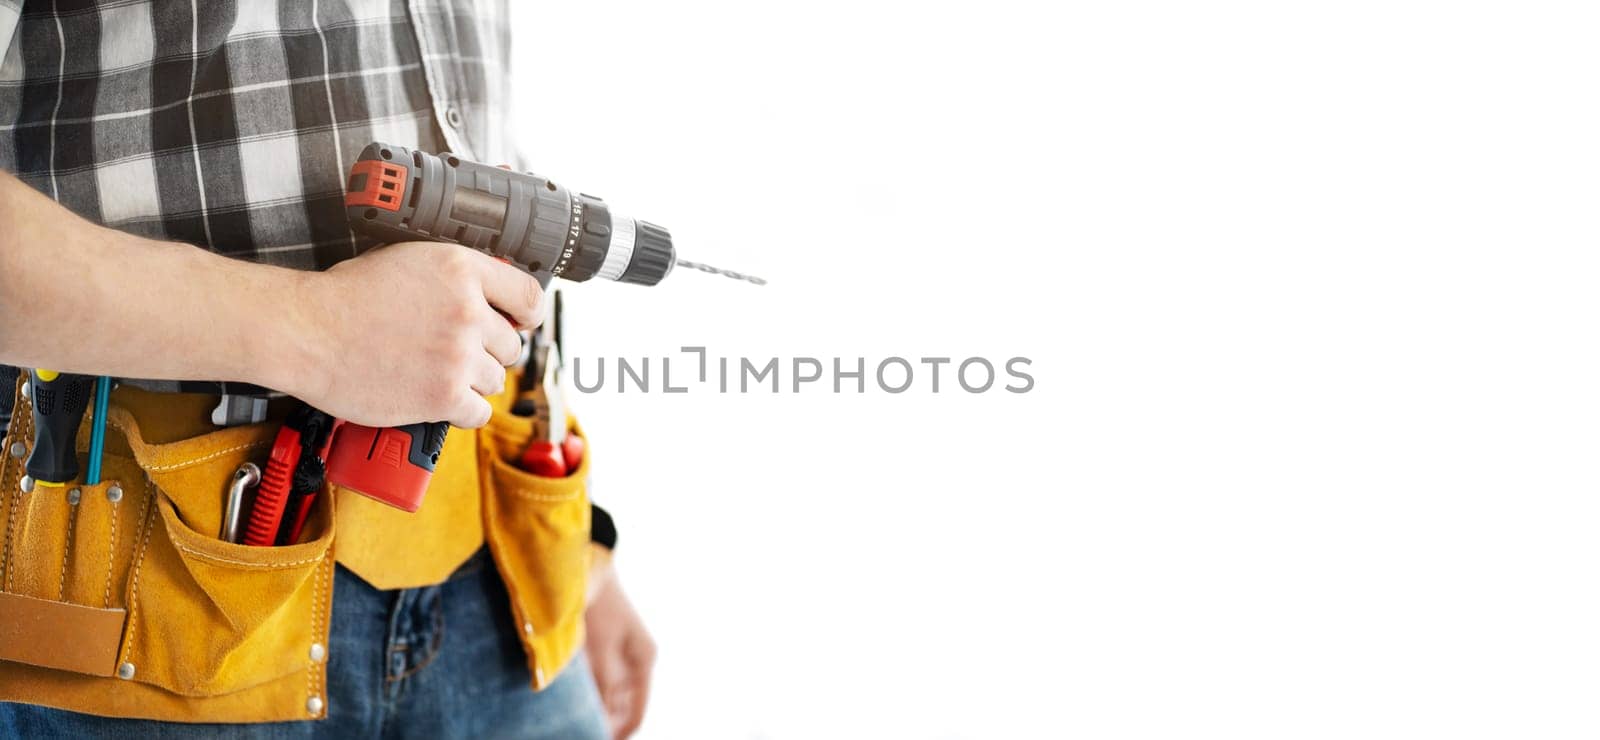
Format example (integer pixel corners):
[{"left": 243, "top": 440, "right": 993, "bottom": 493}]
[{"left": 0, "top": 1, "right": 654, "bottom": 737}]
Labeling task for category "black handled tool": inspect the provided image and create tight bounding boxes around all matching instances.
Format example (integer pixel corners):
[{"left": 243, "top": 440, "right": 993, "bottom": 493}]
[{"left": 25, "top": 369, "right": 93, "bottom": 487}]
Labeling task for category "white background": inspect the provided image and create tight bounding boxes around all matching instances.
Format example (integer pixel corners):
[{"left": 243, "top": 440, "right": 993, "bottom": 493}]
[{"left": 512, "top": 2, "right": 1600, "bottom": 738}]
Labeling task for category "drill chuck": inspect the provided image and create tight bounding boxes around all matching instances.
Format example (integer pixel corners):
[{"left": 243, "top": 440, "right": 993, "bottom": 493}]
[{"left": 346, "top": 143, "right": 676, "bottom": 286}]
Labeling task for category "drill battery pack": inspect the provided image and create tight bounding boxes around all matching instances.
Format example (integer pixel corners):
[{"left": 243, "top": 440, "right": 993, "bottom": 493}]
[{"left": 324, "top": 422, "right": 448, "bottom": 513}]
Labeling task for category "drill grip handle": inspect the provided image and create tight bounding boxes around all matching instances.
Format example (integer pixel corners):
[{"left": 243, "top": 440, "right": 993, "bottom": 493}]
[
  {"left": 323, "top": 420, "right": 448, "bottom": 513},
  {"left": 398, "top": 421, "right": 448, "bottom": 472}
]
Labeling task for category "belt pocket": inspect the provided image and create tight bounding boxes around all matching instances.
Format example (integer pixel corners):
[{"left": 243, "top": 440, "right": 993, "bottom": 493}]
[
  {"left": 123, "top": 481, "right": 334, "bottom": 696},
  {"left": 0, "top": 379, "right": 335, "bottom": 707},
  {"left": 480, "top": 401, "right": 590, "bottom": 690}
]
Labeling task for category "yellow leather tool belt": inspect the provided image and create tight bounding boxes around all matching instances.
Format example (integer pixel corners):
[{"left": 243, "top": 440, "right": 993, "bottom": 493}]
[{"left": 0, "top": 373, "right": 590, "bottom": 723}]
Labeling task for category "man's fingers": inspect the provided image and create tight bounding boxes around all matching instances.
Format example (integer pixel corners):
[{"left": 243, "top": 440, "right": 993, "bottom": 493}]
[
  {"left": 600, "top": 681, "right": 634, "bottom": 740},
  {"left": 614, "top": 685, "right": 646, "bottom": 740},
  {"left": 591, "top": 650, "right": 631, "bottom": 736},
  {"left": 470, "top": 353, "right": 507, "bottom": 397},
  {"left": 447, "top": 390, "right": 492, "bottom": 429},
  {"left": 617, "top": 659, "right": 651, "bottom": 739},
  {"left": 482, "top": 305, "right": 523, "bottom": 366},
  {"left": 475, "top": 253, "right": 544, "bottom": 329},
  {"left": 607, "top": 636, "right": 653, "bottom": 740}
]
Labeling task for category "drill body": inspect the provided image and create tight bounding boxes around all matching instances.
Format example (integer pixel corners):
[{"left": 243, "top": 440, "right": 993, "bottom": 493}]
[{"left": 345, "top": 143, "right": 676, "bottom": 285}]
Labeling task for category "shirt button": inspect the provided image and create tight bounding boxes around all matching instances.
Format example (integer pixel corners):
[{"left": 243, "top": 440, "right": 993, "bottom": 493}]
[{"left": 445, "top": 107, "right": 463, "bottom": 128}]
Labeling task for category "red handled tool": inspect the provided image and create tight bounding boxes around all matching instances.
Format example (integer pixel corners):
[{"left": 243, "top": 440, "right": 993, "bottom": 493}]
[
  {"left": 518, "top": 435, "right": 585, "bottom": 478},
  {"left": 515, "top": 318, "right": 585, "bottom": 478},
  {"left": 240, "top": 429, "right": 295, "bottom": 546},
  {"left": 242, "top": 407, "right": 336, "bottom": 546}
]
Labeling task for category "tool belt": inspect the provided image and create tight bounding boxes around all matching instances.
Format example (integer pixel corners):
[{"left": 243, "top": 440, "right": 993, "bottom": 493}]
[{"left": 0, "top": 371, "right": 592, "bottom": 723}]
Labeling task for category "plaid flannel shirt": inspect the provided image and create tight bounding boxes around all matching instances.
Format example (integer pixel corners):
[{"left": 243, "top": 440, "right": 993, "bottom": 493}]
[{"left": 0, "top": 0, "right": 518, "bottom": 430}]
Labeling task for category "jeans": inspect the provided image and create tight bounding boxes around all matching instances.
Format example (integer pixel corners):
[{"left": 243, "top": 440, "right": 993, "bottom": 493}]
[{"left": 0, "top": 548, "right": 609, "bottom": 739}]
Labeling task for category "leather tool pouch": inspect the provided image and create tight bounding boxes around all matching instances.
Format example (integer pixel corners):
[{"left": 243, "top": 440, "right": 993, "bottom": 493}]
[
  {"left": 480, "top": 379, "right": 591, "bottom": 690},
  {"left": 0, "top": 379, "right": 335, "bottom": 723},
  {"left": 0, "top": 368, "right": 592, "bottom": 719}
]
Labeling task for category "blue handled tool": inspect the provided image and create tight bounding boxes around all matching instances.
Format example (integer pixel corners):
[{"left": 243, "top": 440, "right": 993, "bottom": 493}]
[{"left": 84, "top": 376, "right": 110, "bottom": 485}]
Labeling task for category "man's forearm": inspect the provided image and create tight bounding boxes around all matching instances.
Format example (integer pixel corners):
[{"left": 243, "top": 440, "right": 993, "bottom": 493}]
[
  {"left": 0, "top": 170, "right": 545, "bottom": 428},
  {"left": 0, "top": 172, "right": 317, "bottom": 394}
]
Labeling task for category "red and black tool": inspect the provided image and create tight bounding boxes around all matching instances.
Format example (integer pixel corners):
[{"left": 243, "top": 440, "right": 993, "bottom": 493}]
[{"left": 242, "top": 406, "right": 336, "bottom": 546}]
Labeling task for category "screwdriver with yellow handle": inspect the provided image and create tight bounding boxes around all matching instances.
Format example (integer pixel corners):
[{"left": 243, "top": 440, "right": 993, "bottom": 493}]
[{"left": 24, "top": 369, "right": 93, "bottom": 488}]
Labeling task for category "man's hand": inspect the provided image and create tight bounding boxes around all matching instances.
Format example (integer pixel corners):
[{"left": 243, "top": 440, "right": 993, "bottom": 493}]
[
  {"left": 0, "top": 173, "right": 541, "bottom": 430},
  {"left": 294, "top": 242, "right": 542, "bottom": 429},
  {"left": 586, "top": 559, "right": 656, "bottom": 740}
]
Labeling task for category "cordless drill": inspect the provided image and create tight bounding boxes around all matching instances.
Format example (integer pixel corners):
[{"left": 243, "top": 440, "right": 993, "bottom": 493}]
[{"left": 329, "top": 143, "right": 753, "bottom": 511}]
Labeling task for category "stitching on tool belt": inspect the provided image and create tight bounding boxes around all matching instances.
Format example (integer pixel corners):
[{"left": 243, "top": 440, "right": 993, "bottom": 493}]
[
  {"left": 139, "top": 440, "right": 272, "bottom": 472},
  {"left": 103, "top": 494, "right": 119, "bottom": 608},
  {"left": 103, "top": 414, "right": 272, "bottom": 472},
  {"left": 3, "top": 469, "right": 18, "bottom": 593},
  {"left": 118, "top": 479, "right": 158, "bottom": 669},
  {"left": 58, "top": 501, "right": 77, "bottom": 600},
  {"left": 167, "top": 538, "right": 326, "bottom": 569},
  {"left": 2, "top": 395, "right": 34, "bottom": 592},
  {"left": 143, "top": 440, "right": 272, "bottom": 471},
  {"left": 501, "top": 488, "right": 584, "bottom": 502},
  {"left": 321, "top": 557, "right": 332, "bottom": 699},
  {"left": 306, "top": 552, "right": 322, "bottom": 707},
  {"left": 315, "top": 556, "right": 332, "bottom": 703}
]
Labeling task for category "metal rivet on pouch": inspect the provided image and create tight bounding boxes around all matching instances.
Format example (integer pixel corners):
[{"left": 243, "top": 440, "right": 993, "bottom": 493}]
[
  {"left": 310, "top": 643, "right": 326, "bottom": 663},
  {"left": 68, "top": 487, "right": 81, "bottom": 505},
  {"left": 8, "top": 441, "right": 24, "bottom": 459},
  {"left": 19, "top": 476, "right": 33, "bottom": 494},
  {"left": 307, "top": 695, "right": 324, "bottom": 716},
  {"left": 19, "top": 381, "right": 28, "bottom": 401},
  {"left": 106, "top": 483, "right": 123, "bottom": 503},
  {"left": 117, "top": 662, "right": 135, "bottom": 680},
  {"left": 523, "top": 622, "right": 533, "bottom": 635}
]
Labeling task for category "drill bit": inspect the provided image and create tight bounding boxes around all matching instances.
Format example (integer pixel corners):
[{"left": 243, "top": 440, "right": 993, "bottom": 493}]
[{"left": 675, "top": 259, "right": 766, "bottom": 285}]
